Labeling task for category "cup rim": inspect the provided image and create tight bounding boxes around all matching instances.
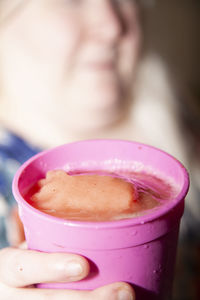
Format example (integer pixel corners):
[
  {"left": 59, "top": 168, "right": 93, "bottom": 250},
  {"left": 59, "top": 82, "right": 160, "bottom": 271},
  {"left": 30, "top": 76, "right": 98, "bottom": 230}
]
[{"left": 12, "top": 139, "right": 190, "bottom": 229}]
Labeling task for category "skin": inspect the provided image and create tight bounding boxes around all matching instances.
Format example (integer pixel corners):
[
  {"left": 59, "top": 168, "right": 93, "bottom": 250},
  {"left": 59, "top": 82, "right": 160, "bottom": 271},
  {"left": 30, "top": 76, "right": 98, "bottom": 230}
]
[
  {"left": 0, "top": 245, "right": 135, "bottom": 300},
  {"left": 0, "top": 0, "right": 141, "bottom": 147},
  {"left": 3, "top": 213, "right": 135, "bottom": 299},
  {"left": 0, "top": 0, "right": 141, "bottom": 298}
]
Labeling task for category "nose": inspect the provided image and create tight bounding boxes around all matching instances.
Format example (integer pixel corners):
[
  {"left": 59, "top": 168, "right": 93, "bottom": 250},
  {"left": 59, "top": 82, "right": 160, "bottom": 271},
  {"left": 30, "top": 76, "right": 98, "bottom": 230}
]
[{"left": 88, "top": 1, "right": 124, "bottom": 43}]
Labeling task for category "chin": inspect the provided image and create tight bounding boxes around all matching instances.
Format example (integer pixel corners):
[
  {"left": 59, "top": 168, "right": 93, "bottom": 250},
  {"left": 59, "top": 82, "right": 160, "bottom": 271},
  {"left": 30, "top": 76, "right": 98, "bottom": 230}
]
[
  {"left": 73, "top": 106, "right": 125, "bottom": 136},
  {"left": 85, "top": 86, "right": 124, "bottom": 113}
]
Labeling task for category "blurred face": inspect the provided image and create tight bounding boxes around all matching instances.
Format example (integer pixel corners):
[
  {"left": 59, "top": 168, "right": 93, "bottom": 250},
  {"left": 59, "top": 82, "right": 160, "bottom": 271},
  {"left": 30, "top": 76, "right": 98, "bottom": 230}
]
[{"left": 1, "top": 0, "right": 141, "bottom": 133}]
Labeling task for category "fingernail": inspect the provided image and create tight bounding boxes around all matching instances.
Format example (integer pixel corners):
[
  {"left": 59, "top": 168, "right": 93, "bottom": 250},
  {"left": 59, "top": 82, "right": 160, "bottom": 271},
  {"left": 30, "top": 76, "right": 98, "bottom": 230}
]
[
  {"left": 66, "top": 261, "right": 83, "bottom": 277},
  {"left": 117, "top": 289, "right": 133, "bottom": 300}
]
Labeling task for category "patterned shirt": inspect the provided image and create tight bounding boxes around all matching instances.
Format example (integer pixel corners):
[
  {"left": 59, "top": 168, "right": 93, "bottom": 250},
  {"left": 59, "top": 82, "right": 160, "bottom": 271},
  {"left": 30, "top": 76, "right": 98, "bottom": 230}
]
[{"left": 0, "top": 128, "right": 40, "bottom": 248}]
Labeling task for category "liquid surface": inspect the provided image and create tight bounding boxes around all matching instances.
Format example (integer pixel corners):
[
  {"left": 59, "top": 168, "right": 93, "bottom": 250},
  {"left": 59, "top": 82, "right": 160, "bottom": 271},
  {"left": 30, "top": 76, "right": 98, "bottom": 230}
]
[{"left": 25, "top": 169, "right": 177, "bottom": 222}]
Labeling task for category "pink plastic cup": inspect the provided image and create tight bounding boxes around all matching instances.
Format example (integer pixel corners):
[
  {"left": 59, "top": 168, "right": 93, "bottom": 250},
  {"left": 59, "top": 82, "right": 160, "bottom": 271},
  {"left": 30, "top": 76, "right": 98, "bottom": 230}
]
[{"left": 12, "top": 140, "right": 189, "bottom": 300}]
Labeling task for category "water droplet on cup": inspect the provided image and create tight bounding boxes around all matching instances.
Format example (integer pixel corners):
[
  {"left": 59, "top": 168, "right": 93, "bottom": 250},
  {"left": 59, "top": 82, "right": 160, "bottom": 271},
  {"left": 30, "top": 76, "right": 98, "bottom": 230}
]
[{"left": 130, "top": 230, "right": 137, "bottom": 236}]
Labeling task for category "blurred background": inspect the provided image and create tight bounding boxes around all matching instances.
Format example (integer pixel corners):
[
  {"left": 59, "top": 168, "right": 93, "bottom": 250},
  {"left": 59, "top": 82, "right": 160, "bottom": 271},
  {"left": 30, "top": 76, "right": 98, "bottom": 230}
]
[
  {"left": 143, "top": 0, "right": 199, "bottom": 95},
  {"left": 143, "top": 0, "right": 200, "bottom": 137},
  {"left": 142, "top": 2, "right": 200, "bottom": 299},
  {"left": 142, "top": 0, "right": 200, "bottom": 177}
]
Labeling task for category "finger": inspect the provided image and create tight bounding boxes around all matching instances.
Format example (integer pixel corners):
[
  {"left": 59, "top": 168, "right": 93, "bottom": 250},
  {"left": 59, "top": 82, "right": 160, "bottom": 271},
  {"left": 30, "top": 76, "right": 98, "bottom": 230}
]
[
  {"left": 92, "top": 282, "right": 135, "bottom": 300},
  {"left": 0, "top": 282, "right": 135, "bottom": 300},
  {"left": 0, "top": 247, "right": 89, "bottom": 287},
  {"left": 6, "top": 207, "right": 25, "bottom": 247},
  {"left": 0, "top": 281, "right": 91, "bottom": 300},
  {"left": 18, "top": 241, "right": 27, "bottom": 249}
]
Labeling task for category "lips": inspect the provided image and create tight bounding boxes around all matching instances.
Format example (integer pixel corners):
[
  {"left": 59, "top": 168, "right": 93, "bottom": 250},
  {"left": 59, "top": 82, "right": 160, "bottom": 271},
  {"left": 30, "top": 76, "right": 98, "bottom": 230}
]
[
  {"left": 87, "top": 61, "right": 115, "bottom": 70},
  {"left": 80, "top": 48, "right": 117, "bottom": 71}
]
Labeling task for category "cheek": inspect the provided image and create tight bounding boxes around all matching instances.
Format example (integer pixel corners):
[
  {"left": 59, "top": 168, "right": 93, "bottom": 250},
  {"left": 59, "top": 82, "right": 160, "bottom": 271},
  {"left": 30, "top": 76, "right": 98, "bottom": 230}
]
[
  {"left": 121, "top": 11, "right": 142, "bottom": 67},
  {"left": 119, "top": 33, "right": 141, "bottom": 80},
  {"left": 38, "top": 19, "right": 81, "bottom": 63},
  {"left": 14, "top": 12, "right": 82, "bottom": 66}
]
